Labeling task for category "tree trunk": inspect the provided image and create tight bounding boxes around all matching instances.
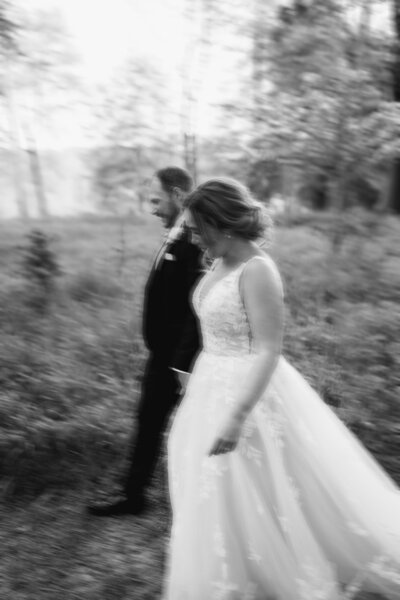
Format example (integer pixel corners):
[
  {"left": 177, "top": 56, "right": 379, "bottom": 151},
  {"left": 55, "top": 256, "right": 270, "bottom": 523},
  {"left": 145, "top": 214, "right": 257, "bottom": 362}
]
[
  {"left": 3, "top": 58, "right": 30, "bottom": 219},
  {"left": 11, "top": 149, "right": 29, "bottom": 219},
  {"left": 23, "top": 121, "right": 49, "bottom": 219},
  {"left": 183, "top": 132, "right": 198, "bottom": 185},
  {"left": 252, "top": 0, "right": 270, "bottom": 130},
  {"left": 26, "top": 146, "right": 48, "bottom": 218},
  {"left": 180, "top": 0, "right": 214, "bottom": 184},
  {"left": 181, "top": 57, "right": 198, "bottom": 184},
  {"left": 389, "top": 0, "right": 400, "bottom": 212}
]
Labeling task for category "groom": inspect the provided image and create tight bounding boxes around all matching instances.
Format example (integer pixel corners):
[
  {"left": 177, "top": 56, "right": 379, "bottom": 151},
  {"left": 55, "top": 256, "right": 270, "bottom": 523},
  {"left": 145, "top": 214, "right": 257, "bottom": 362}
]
[{"left": 88, "top": 166, "right": 203, "bottom": 516}]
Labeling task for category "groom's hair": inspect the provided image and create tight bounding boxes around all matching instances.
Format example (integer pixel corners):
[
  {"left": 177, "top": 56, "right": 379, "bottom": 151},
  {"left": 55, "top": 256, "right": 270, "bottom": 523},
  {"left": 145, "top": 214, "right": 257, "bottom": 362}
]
[{"left": 156, "top": 167, "right": 193, "bottom": 196}]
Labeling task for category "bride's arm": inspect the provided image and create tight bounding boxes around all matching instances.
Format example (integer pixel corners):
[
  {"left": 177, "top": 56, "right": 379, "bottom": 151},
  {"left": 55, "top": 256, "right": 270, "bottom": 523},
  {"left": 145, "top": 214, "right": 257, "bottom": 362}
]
[
  {"left": 209, "top": 256, "right": 284, "bottom": 456},
  {"left": 234, "top": 255, "right": 284, "bottom": 420}
]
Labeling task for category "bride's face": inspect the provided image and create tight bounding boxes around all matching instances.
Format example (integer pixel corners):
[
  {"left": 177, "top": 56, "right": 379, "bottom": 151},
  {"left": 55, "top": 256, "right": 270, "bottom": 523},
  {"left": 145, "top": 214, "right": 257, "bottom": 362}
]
[{"left": 184, "top": 210, "right": 227, "bottom": 258}]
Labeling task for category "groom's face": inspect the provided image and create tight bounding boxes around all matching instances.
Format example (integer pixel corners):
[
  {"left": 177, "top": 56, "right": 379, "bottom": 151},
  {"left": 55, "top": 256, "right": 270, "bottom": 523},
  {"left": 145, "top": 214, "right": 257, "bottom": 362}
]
[{"left": 149, "top": 177, "right": 180, "bottom": 229}]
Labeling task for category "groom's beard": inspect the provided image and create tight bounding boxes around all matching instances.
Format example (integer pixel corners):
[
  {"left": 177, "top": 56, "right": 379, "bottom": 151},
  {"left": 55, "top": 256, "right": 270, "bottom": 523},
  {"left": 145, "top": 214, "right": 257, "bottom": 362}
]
[
  {"left": 202, "top": 249, "right": 214, "bottom": 269},
  {"left": 164, "top": 209, "right": 180, "bottom": 230}
]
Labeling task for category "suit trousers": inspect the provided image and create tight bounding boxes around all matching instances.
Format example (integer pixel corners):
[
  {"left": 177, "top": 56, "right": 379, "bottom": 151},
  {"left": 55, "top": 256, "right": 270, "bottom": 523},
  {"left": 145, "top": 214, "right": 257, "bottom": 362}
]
[{"left": 124, "top": 355, "right": 180, "bottom": 501}]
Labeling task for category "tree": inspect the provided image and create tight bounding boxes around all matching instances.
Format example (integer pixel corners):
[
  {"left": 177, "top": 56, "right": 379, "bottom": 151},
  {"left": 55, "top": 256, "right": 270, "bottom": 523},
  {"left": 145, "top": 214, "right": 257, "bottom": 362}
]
[
  {"left": 0, "top": 0, "right": 30, "bottom": 219},
  {"left": 0, "top": 4, "right": 81, "bottom": 219},
  {"left": 389, "top": 0, "right": 400, "bottom": 212},
  {"left": 89, "top": 57, "right": 172, "bottom": 214},
  {"left": 180, "top": 0, "right": 218, "bottom": 182},
  {"left": 91, "top": 146, "right": 149, "bottom": 215},
  {"left": 247, "top": 0, "right": 400, "bottom": 215},
  {"left": 93, "top": 57, "right": 170, "bottom": 150},
  {"left": 179, "top": 0, "right": 254, "bottom": 181},
  {"left": 12, "top": 7, "right": 80, "bottom": 218},
  {"left": 0, "top": 0, "right": 16, "bottom": 57}
]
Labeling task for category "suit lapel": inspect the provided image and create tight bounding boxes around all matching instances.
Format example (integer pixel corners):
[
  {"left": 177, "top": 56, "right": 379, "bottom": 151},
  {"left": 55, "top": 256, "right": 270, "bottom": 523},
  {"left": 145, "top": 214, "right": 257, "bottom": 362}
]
[
  {"left": 152, "top": 218, "right": 187, "bottom": 271},
  {"left": 154, "top": 238, "right": 170, "bottom": 270}
]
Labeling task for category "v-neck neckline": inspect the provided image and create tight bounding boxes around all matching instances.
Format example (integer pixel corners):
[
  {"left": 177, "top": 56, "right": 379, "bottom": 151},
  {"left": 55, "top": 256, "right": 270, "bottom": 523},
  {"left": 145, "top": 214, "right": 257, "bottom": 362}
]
[{"left": 197, "top": 255, "right": 265, "bottom": 308}]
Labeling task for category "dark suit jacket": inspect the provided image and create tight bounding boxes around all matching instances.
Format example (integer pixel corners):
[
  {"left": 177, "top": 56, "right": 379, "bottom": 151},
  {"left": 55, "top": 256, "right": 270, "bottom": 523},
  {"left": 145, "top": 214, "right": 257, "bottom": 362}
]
[{"left": 142, "top": 225, "right": 203, "bottom": 373}]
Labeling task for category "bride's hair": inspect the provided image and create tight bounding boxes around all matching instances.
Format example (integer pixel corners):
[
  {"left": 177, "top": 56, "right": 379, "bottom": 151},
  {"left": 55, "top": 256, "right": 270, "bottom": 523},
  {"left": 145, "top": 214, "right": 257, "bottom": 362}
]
[{"left": 184, "top": 177, "right": 272, "bottom": 242}]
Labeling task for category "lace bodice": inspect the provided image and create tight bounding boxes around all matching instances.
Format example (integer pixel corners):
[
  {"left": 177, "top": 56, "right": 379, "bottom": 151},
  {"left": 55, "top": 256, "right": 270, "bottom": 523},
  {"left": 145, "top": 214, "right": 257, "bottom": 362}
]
[{"left": 193, "top": 259, "right": 258, "bottom": 357}]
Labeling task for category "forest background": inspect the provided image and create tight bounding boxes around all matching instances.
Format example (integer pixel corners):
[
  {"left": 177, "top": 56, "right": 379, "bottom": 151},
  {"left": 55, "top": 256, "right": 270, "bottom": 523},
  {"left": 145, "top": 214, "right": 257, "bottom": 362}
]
[{"left": 0, "top": 1, "right": 399, "bottom": 598}]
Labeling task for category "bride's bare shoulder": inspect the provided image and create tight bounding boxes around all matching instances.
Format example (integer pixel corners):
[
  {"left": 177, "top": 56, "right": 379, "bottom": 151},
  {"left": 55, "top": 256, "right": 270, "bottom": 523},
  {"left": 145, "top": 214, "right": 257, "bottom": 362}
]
[{"left": 242, "top": 254, "right": 284, "bottom": 300}]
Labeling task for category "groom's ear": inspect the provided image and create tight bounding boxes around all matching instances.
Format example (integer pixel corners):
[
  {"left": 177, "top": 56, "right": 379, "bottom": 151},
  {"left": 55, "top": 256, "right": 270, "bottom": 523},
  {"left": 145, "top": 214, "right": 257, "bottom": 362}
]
[{"left": 171, "top": 186, "right": 185, "bottom": 207}]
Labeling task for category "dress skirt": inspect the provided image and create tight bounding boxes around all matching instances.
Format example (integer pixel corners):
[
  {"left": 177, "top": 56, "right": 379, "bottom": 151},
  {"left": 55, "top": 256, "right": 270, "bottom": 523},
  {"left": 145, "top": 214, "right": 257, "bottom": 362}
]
[{"left": 163, "top": 351, "right": 400, "bottom": 600}]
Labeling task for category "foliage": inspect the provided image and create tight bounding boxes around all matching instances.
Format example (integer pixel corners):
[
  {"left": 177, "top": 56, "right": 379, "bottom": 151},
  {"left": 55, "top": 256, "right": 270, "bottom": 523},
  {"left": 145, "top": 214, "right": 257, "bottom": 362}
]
[
  {"left": 0, "top": 3, "right": 82, "bottom": 217},
  {"left": 249, "top": 1, "right": 400, "bottom": 209},
  {"left": 9, "top": 5, "right": 80, "bottom": 107},
  {"left": 89, "top": 58, "right": 174, "bottom": 212},
  {"left": 67, "top": 269, "right": 122, "bottom": 304},
  {"left": 0, "top": 486, "right": 169, "bottom": 599},
  {"left": 91, "top": 146, "right": 151, "bottom": 215},
  {"left": 20, "top": 229, "right": 60, "bottom": 285},
  {"left": 210, "top": 1, "right": 399, "bottom": 212},
  {"left": 0, "top": 213, "right": 398, "bottom": 600},
  {"left": 0, "top": 215, "right": 155, "bottom": 492},
  {"left": 0, "top": 212, "right": 398, "bottom": 491},
  {"left": 18, "top": 228, "right": 61, "bottom": 311},
  {"left": 0, "top": 0, "right": 18, "bottom": 57},
  {"left": 93, "top": 58, "right": 169, "bottom": 150},
  {"left": 388, "top": 0, "right": 400, "bottom": 212},
  {"left": 0, "top": 0, "right": 19, "bottom": 141}
]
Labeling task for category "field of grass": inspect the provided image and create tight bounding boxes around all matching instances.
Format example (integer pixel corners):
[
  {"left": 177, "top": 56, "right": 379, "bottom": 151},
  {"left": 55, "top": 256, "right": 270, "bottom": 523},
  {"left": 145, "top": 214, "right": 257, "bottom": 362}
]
[{"left": 0, "top": 211, "right": 399, "bottom": 599}]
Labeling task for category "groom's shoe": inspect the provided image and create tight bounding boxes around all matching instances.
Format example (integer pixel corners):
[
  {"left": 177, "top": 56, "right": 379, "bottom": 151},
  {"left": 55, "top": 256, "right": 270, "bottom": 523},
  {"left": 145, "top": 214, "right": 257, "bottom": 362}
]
[{"left": 87, "top": 496, "right": 146, "bottom": 517}]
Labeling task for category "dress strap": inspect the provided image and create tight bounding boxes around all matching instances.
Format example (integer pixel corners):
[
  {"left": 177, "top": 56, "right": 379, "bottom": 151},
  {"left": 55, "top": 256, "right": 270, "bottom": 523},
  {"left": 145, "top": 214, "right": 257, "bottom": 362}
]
[{"left": 235, "top": 255, "right": 270, "bottom": 305}]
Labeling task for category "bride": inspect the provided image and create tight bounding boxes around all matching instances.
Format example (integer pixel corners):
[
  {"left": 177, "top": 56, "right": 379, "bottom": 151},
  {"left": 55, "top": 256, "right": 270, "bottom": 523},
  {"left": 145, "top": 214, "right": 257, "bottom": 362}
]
[{"left": 163, "top": 178, "right": 400, "bottom": 600}]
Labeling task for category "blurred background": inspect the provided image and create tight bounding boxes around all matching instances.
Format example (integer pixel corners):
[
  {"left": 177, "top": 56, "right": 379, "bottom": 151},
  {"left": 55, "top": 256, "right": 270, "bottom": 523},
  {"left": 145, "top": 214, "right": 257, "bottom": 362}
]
[
  {"left": 0, "top": 1, "right": 399, "bottom": 599},
  {"left": 0, "top": 0, "right": 398, "bottom": 218}
]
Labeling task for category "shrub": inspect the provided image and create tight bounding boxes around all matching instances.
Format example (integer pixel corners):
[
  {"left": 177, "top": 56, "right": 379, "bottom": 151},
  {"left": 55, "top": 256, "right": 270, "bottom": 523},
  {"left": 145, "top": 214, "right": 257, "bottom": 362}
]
[
  {"left": 67, "top": 270, "right": 122, "bottom": 304},
  {"left": 19, "top": 230, "right": 61, "bottom": 313}
]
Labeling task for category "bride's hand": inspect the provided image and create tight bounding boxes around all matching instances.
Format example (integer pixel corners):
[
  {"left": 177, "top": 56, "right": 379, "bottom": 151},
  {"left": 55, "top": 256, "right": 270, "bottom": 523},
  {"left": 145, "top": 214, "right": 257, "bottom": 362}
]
[{"left": 208, "top": 414, "right": 243, "bottom": 456}]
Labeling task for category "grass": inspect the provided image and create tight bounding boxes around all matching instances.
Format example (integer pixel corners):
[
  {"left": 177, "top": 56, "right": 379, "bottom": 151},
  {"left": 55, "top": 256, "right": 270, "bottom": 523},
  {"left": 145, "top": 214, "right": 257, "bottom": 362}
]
[
  {"left": 0, "top": 484, "right": 170, "bottom": 599},
  {"left": 0, "top": 210, "right": 399, "bottom": 599}
]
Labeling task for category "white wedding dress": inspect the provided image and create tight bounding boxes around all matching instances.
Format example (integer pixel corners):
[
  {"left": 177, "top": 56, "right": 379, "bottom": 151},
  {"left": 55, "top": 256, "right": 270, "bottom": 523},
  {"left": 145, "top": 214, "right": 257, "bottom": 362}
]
[{"left": 163, "top": 256, "right": 400, "bottom": 600}]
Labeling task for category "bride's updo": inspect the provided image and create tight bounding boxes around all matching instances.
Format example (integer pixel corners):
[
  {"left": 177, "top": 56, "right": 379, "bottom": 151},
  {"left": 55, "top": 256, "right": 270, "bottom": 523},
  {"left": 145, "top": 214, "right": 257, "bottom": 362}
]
[{"left": 184, "top": 178, "right": 272, "bottom": 243}]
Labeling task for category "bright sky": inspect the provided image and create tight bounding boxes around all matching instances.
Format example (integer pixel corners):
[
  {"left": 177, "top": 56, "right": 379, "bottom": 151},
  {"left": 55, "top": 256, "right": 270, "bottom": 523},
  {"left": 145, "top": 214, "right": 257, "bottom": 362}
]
[
  {"left": 61, "top": 0, "right": 187, "bottom": 82},
  {"left": 16, "top": 0, "right": 244, "bottom": 147},
  {"left": 11, "top": 0, "right": 391, "bottom": 149},
  {"left": 23, "top": 0, "right": 186, "bottom": 79}
]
